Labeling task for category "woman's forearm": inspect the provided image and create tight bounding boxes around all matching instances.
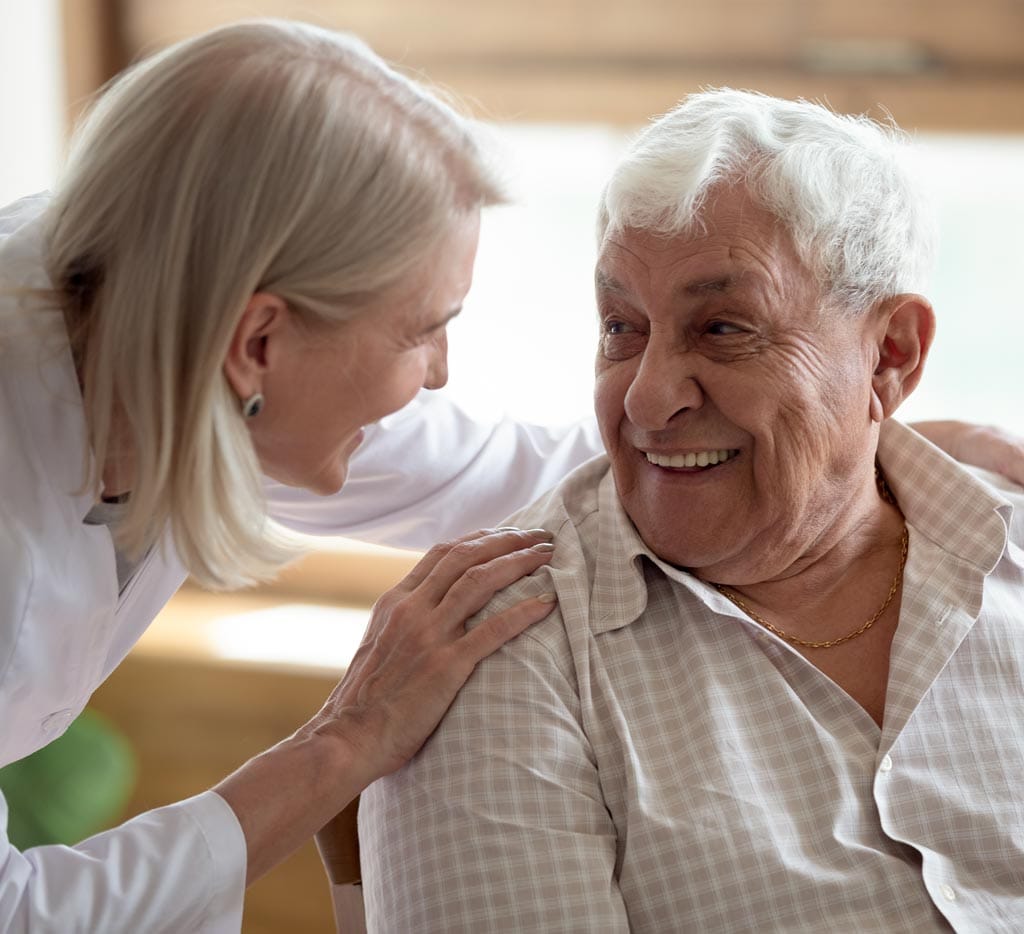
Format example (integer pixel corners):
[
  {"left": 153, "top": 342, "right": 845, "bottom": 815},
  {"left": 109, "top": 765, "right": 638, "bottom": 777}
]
[
  {"left": 214, "top": 723, "right": 368, "bottom": 884},
  {"left": 912, "top": 420, "right": 1024, "bottom": 487}
]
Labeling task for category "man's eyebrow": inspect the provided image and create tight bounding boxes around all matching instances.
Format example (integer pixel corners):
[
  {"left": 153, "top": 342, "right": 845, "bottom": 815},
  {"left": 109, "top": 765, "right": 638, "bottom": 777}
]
[
  {"left": 680, "top": 276, "right": 734, "bottom": 296},
  {"left": 595, "top": 271, "right": 631, "bottom": 297},
  {"left": 597, "top": 272, "right": 756, "bottom": 306}
]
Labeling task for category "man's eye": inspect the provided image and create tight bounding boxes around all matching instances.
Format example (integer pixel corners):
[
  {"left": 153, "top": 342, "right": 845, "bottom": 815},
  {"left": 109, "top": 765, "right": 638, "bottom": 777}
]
[
  {"left": 599, "top": 318, "right": 645, "bottom": 361},
  {"left": 706, "top": 320, "right": 743, "bottom": 335},
  {"left": 602, "top": 319, "right": 633, "bottom": 336}
]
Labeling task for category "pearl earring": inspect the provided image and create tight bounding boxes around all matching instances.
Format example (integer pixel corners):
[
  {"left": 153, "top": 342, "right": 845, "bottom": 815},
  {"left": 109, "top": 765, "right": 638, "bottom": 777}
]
[{"left": 242, "top": 392, "right": 264, "bottom": 418}]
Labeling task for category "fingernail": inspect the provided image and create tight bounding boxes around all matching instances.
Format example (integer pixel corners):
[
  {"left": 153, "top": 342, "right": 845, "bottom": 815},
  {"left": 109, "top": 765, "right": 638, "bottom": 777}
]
[
  {"left": 531, "top": 542, "right": 555, "bottom": 553},
  {"left": 525, "top": 528, "right": 555, "bottom": 541},
  {"left": 537, "top": 592, "right": 558, "bottom": 603}
]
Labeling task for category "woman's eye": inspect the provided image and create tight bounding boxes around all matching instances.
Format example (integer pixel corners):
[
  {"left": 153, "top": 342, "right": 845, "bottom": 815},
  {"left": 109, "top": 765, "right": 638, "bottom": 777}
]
[{"left": 706, "top": 320, "right": 743, "bottom": 336}]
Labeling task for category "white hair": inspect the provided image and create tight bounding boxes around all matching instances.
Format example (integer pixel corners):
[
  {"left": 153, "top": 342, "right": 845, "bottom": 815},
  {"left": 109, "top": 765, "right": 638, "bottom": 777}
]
[
  {"left": 599, "top": 88, "right": 936, "bottom": 311},
  {"left": 43, "top": 20, "right": 505, "bottom": 589}
]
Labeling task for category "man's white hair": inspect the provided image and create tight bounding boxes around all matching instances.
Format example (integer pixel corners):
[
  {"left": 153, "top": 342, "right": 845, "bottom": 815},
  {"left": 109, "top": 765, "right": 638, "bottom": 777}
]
[{"left": 599, "top": 88, "right": 936, "bottom": 311}]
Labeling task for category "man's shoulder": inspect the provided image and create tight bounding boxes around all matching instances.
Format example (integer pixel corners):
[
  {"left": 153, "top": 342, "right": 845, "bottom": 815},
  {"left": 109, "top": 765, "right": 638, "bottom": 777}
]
[
  {"left": 499, "top": 454, "right": 611, "bottom": 604},
  {"left": 501, "top": 454, "right": 610, "bottom": 539},
  {"left": 468, "top": 456, "right": 613, "bottom": 660},
  {"left": 882, "top": 420, "right": 1024, "bottom": 559}
]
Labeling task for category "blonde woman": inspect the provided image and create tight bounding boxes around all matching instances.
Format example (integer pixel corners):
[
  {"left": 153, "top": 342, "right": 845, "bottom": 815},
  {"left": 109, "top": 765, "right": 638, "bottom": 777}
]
[{"left": 0, "top": 19, "right": 1018, "bottom": 932}]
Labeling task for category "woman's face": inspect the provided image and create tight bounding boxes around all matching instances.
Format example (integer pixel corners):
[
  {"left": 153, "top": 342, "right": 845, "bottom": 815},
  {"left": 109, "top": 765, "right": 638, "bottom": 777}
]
[{"left": 251, "top": 211, "right": 481, "bottom": 494}]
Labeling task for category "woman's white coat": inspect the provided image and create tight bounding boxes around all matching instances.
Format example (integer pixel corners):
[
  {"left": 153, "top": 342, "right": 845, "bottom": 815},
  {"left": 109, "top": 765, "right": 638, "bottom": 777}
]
[{"left": 0, "top": 195, "right": 602, "bottom": 931}]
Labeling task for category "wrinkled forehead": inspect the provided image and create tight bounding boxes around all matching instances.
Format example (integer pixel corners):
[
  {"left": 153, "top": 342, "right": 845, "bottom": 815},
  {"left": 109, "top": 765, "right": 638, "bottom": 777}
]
[
  {"left": 594, "top": 213, "right": 812, "bottom": 311},
  {"left": 600, "top": 183, "right": 790, "bottom": 258}
]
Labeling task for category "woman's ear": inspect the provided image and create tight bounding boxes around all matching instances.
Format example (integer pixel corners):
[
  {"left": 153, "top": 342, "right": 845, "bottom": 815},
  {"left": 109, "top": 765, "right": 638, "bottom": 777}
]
[
  {"left": 222, "top": 293, "right": 292, "bottom": 402},
  {"left": 870, "top": 294, "right": 936, "bottom": 421}
]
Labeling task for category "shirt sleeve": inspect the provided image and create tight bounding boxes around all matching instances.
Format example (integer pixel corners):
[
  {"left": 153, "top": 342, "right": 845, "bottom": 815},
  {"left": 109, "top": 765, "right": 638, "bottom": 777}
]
[
  {"left": 265, "top": 390, "right": 604, "bottom": 550},
  {"left": 0, "top": 789, "right": 246, "bottom": 933},
  {"left": 358, "top": 616, "right": 629, "bottom": 933}
]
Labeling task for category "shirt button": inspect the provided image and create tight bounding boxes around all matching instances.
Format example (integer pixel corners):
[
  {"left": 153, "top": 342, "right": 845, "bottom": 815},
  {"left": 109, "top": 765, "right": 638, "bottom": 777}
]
[
  {"left": 879, "top": 754, "right": 893, "bottom": 773},
  {"left": 940, "top": 884, "right": 957, "bottom": 902}
]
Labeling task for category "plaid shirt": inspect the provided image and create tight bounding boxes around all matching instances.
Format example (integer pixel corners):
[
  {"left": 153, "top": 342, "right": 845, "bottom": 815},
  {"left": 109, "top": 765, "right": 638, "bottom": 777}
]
[{"left": 361, "top": 420, "right": 1024, "bottom": 932}]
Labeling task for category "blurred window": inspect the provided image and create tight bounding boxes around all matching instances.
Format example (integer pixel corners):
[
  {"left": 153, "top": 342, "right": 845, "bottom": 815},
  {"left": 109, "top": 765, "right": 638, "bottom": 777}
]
[{"left": 448, "top": 125, "right": 1024, "bottom": 435}]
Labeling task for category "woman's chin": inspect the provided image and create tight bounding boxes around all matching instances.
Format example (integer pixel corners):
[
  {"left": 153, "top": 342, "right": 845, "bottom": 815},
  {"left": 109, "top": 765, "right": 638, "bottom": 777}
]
[
  {"left": 262, "top": 435, "right": 362, "bottom": 495},
  {"left": 311, "top": 461, "right": 351, "bottom": 496}
]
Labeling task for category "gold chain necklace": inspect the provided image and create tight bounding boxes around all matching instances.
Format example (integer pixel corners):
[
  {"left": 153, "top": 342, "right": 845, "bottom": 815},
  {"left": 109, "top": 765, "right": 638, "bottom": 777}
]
[
  {"left": 712, "top": 526, "right": 908, "bottom": 649},
  {"left": 713, "top": 466, "right": 908, "bottom": 650}
]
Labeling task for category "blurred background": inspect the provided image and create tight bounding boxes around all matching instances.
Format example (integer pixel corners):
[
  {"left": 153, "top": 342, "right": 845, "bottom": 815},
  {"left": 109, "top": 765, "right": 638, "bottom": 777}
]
[{"left": 1, "top": 1, "right": 1021, "bottom": 931}]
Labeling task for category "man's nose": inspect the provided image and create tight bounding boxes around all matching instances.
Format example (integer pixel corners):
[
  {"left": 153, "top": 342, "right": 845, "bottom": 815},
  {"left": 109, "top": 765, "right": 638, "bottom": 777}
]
[{"left": 623, "top": 342, "right": 704, "bottom": 430}]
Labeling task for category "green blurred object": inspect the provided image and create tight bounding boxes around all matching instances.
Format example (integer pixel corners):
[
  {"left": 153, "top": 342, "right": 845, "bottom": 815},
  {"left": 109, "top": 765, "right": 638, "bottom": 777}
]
[{"left": 0, "top": 708, "right": 136, "bottom": 848}]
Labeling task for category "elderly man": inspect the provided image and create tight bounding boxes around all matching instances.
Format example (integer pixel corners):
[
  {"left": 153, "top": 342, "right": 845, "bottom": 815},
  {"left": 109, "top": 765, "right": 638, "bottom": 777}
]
[{"left": 359, "top": 90, "right": 1024, "bottom": 931}]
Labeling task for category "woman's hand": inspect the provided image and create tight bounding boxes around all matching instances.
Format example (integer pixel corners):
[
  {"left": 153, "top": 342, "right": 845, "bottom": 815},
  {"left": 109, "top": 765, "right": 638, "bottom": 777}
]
[
  {"left": 312, "top": 527, "right": 559, "bottom": 891},
  {"left": 215, "top": 527, "right": 558, "bottom": 885},
  {"left": 309, "top": 526, "right": 559, "bottom": 782},
  {"left": 913, "top": 420, "right": 1024, "bottom": 487}
]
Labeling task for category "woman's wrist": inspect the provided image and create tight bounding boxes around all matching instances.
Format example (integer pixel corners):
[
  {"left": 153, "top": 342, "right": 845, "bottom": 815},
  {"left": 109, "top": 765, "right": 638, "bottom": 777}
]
[
  {"left": 213, "top": 721, "right": 370, "bottom": 885},
  {"left": 298, "top": 707, "right": 389, "bottom": 796}
]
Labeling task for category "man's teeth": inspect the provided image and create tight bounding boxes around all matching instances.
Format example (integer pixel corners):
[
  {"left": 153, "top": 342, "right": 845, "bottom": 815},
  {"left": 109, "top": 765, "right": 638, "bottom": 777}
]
[{"left": 645, "top": 449, "right": 737, "bottom": 468}]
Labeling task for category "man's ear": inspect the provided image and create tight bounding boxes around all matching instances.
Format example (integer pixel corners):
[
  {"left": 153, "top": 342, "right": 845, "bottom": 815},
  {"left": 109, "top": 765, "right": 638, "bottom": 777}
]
[
  {"left": 869, "top": 294, "right": 935, "bottom": 422},
  {"left": 222, "top": 293, "right": 292, "bottom": 401}
]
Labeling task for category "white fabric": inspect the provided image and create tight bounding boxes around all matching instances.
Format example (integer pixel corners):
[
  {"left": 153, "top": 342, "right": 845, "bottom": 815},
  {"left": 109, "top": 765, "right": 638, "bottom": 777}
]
[
  {"left": 0, "top": 792, "right": 245, "bottom": 934},
  {"left": 360, "top": 422, "right": 1024, "bottom": 932},
  {"left": 0, "top": 194, "right": 603, "bottom": 930},
  {"left": 265, "top": 393, "right": 602, "bottom": 549}
]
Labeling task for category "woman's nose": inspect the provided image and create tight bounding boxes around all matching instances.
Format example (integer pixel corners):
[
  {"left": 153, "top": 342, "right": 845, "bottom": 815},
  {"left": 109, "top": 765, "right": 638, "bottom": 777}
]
[{"left": 423, "top": 332, "right": 449, "bottom": 390}]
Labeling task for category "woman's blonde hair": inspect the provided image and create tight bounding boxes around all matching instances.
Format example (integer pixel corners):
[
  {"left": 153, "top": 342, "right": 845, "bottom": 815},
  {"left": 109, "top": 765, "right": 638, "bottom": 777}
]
[{"left": 45, "top": 19, "right": 504, "bottom": 589}]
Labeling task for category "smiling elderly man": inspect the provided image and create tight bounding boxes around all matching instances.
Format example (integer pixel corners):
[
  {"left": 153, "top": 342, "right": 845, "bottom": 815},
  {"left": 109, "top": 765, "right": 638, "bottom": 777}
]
[{"left": 359, "top": 90, "right": 1024, "bottom": 932}]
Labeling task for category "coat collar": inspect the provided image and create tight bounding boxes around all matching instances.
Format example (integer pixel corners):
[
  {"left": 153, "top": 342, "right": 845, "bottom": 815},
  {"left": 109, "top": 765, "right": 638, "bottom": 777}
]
[{"left": 0, "top": 196, "right": 98, "bottom": 525}]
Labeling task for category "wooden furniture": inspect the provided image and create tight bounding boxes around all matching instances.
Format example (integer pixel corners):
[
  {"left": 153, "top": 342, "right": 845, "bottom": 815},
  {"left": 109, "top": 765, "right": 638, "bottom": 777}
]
[
  {"left": 317, "top": 798, "right": 366, "bottom": 933},
  {"left": 64, "top": 0, "right": 1024, "bottom": 131}
]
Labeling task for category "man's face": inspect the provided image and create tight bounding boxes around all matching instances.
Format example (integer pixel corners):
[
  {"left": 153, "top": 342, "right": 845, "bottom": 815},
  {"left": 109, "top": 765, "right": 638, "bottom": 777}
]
[{"left": 594, "top": 185, "right": 880, "bottom": 584}]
